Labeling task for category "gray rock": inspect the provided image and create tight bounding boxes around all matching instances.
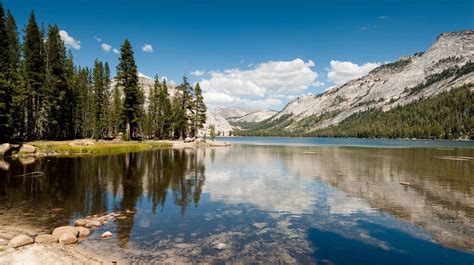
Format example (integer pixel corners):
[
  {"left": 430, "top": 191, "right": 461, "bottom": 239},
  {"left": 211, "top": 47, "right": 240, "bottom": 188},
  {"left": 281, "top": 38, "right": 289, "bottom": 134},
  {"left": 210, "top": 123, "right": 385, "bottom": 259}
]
[
  {"left": 59, "top": 232, "right": 77, "bottom": 245},
  {"left": 85, "top": 219, "right": 101, "bottom": 228},
  {"left": 0, "top": 143, "right": 11, "bottom": 156},
  {"left": 52, "top": 226, "right": 79, "bottom": 238},
  {"left": 19, "top": 144, "right": 36, "bottom": 154},
  {"left": 74, "top": 219, "right": 88, "bottom": 227},
  {"left": 8, "top": 235, "right": 34, "bottom": 248},
  {"left": 35, "top": 234, "right": 58, "bottom": 244},
  {"left": 76, "top": 227, "right": 90, "bottom": 237}
]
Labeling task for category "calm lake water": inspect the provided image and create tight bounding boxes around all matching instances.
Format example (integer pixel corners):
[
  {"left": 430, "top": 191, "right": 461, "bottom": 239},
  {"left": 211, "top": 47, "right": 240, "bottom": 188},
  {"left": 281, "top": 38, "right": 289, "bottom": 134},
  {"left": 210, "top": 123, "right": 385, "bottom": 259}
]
[{"left": 0, "top": 138, "right": 473, "bottom": 264}]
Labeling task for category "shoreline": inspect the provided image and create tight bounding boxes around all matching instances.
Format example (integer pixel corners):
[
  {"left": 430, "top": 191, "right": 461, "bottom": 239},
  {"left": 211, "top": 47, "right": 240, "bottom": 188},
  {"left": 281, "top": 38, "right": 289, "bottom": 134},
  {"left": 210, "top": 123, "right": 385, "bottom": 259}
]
[{"left": 0, "top": 139, "right": 231, "bottom": 158}]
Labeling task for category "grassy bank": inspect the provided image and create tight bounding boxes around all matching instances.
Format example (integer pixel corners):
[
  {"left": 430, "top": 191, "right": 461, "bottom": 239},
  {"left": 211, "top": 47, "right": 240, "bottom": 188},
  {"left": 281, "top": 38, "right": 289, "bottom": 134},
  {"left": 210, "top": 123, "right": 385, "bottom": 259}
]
[{"left": 25, "top": 140, "right": 173, "bottom": 156}]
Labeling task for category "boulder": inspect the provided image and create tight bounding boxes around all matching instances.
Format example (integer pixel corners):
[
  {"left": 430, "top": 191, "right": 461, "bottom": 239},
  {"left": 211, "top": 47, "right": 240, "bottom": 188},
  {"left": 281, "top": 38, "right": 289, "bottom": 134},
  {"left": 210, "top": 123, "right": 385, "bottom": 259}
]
[
  {"left": 74, "top": 219, "right": 88, "bottom": 227},
  {"left": 101, "top": 231, "right": 112, "bottom": 239},
  {"left": 8, "top": 235, "right": 34, "bottom": 248},
  {"left": 18, "top": 157, "right": 35, "bottom": 166},
  {"left": 0, "top": 143, "right": 11, "bottom": 156},
  {"left": 59, "top": 232, "right": 77, "bottom": 245},
  {"left": 52, "top": 226, "right": 79, "bottom": 238},
  {"left": 85, "top": 219, "right": 101, "bottom": 228},
  {"left": 35, "top": 234, "right": 58, "bottom": 244},
  {"left": 19, "top": 144, "right": 36, "bottom": 154},
  {"left": 76, "top": 227, "right": 90, "bottom": 238}
]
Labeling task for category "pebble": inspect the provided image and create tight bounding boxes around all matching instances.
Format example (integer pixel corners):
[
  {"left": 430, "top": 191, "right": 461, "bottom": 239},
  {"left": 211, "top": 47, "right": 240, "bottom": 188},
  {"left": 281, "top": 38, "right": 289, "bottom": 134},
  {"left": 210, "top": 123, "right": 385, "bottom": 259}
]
[{"left": 101, "top": 231, "right": 112, "bottom": 239}]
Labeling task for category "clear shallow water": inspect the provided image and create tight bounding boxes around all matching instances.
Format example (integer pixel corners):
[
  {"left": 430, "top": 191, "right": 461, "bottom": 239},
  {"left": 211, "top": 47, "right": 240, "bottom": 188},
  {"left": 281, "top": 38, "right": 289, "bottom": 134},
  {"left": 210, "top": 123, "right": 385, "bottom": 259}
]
[{"left": 0, "top": 141, "right": 473, "bottom": 264}]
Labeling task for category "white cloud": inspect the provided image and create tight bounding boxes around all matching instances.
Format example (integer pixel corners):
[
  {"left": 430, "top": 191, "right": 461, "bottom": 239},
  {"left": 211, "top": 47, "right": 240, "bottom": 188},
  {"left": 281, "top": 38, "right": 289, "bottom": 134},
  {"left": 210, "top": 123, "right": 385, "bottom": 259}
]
[
  {"left": 191, "top": 70, "right": 205, "bottom": 77},
  {"left": 378, "top": 16, "right": 389, "bottom": 19},
  {"left": 142, "top": 44, "right": 153, "bottom": 52},
  {"left": 59, "top": 30, "right": 80, "bottom": 50},
  {"left": 327, "top": 60, "right": 380, "bottom": 85},
  {"left": 101, "top": 43, "right": 112, "bottom": 52},
  {"left": 94, "top": 36, "right": 102, "bottom": 42},
  {"left": 199, "top": 59, "right": 319, "bottom": 109},
  {"left": 112, "top": 48, "right": 119, "bottom": 54}
]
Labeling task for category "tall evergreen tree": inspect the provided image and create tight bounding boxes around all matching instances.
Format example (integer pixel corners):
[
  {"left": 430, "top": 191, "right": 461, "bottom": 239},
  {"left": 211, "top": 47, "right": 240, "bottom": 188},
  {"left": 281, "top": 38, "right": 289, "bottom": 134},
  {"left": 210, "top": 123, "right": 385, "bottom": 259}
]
[
  {"left": 43, "top": 24, "right": 68, "bottom": 139},
  {"left": 0, "top": 3, "right": 10, "bottom": 141},
  {"left": 192, "top": 82, "right": 206, "bottom": 136},
  {"left": 116, "top": 39, "right": 142, "bottom": 140},
  {"left": 173, "top": 75, "right": 193, "bottom": 139},
  {"left": 110, "top": 83, "right": 123, "bottom": 137},
  {"left": 23, "top": 11, "right": 45, "bottom": 139},
  {"left": 145, "top": 75, "right": 161, "bottom": 138},
  {"left": 6, "top": 9, "right": 24, "bottom": 139},
  {"left": 158, "top": 79, "right": 172, "bottom": 139},
  {"left": 103, "top": 62, "right": 112, "bottom": 137},
  {"left": 92, "top": 59, "right": 104, "bottom": 139}
]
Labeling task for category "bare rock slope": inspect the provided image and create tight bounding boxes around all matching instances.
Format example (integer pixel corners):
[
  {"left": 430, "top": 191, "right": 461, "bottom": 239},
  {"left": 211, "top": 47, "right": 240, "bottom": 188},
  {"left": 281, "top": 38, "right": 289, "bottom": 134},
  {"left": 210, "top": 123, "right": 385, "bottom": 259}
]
[{"left": 272, "top": 30, "right": 474, "bottom": 131}]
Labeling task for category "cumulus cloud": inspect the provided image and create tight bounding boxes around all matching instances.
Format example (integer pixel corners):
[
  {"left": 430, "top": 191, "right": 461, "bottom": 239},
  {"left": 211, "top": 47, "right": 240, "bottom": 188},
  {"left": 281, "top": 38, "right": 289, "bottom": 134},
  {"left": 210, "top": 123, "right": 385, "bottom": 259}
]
[
  {"left": 198, "top": 59, "right": 318, "bottom": 109},
  {"left": 112, "top": 48, "right": 119, "bottom": 54},
  {"left": 94, "top": 36, "right": 101, "bottom": 42},
  {"left": 101, "top": 43, "right": 112, "bottom": 52},
  {"left": 327, "top": 60, "right": 380, "bottom": 85},
  {"left": 191, "top": 70, "right": 205, "bottom": 77},
  {"left": 142, "top": 44, "right": 153, "bottom": 52},
  {"left": 59, "top": 30, "right": 80, "bottom": 50}
]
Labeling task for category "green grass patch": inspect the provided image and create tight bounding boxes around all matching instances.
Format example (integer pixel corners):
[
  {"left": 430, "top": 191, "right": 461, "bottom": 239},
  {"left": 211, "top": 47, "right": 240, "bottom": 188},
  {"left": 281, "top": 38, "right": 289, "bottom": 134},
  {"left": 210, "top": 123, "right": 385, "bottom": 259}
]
[{"left": 28, "top": 140, "right": 172, "bottom": 156}]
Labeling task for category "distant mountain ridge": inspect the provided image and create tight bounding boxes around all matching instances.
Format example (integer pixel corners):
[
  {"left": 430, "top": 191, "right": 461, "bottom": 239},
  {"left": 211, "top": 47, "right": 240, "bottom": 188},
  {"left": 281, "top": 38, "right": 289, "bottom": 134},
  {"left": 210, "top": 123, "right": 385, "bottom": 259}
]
[{"left": 241, "top": 30, "right": 473, "bottom": 136}]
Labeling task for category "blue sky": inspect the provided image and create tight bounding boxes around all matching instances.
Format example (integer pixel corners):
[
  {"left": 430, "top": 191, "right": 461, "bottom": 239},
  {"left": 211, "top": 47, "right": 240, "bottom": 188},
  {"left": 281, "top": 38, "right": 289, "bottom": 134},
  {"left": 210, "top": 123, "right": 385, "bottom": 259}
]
[{"left": 4, "top": 0, "right": 473, "bottom": 110}]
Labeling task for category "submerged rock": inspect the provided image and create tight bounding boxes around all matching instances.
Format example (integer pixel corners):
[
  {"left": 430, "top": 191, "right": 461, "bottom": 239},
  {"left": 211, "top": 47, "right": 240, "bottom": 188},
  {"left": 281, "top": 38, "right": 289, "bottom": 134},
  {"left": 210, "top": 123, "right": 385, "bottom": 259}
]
[
  {"left": 8, "top": 235, "right": 34, "bottom": 248},
  {"left": 101, "top": 231, "right": 112, "bottom": 239},
  {"left": 35, "top": 234, "right": 58, "bottom": 244},
  {"left": 59, "top": 232, "right": 77, "bottom": 245},
  {"left": 214, "top": 242, "right": 226, "bottom": 250}
]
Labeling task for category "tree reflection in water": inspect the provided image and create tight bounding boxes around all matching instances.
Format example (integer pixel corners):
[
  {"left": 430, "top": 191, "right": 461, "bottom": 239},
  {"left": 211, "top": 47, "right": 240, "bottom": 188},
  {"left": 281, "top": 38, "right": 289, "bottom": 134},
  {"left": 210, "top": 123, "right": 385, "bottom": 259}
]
[{"left": 0, "top": 148, "right": 206, "bottom": 249}]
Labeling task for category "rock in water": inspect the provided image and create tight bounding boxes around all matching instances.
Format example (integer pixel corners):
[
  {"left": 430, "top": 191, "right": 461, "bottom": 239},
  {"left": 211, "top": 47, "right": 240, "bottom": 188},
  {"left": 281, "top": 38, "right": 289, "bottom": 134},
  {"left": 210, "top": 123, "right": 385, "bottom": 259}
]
[
  {"left": 214, "top": 242, "right": 226, "bottom": 250},
  {"left": 59, "top": 232, "right": 78, "bottom": 245},
  {"left": 85, "top": 219, "right": 101, "bottom": 228},
  {"left": 8, "top": 235, "right": 34, "bottom": 248},
  {"left": 101, "top": 231, "right": 112, "bottom": 239},
  {"left": 0, "top": 143, "right": 11, "bottom": 156},
  {"left": 52, "top": 226, "right": 79, "bottom": 238},
  {"left": 35, "top": 234, "right": 58, "bottom": 244},
  {"left": 74, "top": 219, "right": 88, "bottom": 227},
  {"left": 77, "top": 227, "right": 90, "bottom": 238},
  {"left": 19, "top": 144, "right": 36, "bottom": 154}
]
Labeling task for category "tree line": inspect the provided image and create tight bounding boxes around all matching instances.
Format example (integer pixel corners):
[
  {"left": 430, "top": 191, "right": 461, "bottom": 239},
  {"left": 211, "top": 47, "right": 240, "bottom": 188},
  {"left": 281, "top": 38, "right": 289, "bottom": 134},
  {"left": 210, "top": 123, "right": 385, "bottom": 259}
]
[{"left": 0, "top": 4, "right": 206, "bottom": 142}]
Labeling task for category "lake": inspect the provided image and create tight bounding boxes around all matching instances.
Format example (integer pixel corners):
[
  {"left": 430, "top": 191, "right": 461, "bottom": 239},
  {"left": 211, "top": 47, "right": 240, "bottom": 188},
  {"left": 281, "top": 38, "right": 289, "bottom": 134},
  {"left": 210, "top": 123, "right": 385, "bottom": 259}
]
[{"left": 0, "top": 137, "right": 473, "bottom": 264}]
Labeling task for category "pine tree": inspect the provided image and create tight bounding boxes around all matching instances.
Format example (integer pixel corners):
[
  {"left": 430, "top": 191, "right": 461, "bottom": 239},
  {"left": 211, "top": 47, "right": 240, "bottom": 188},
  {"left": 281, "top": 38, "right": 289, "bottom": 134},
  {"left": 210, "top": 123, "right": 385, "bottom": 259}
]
[
  {"left": 92, "top": 59, "right": 104, "bottom": 139},
  {"left": 145, "top": 75, "right": 161, "bottom": 138},
  {"left": 0, "top": 3, "right": 11, "bottom": 142},
  {"left": 6, "top": 9, "right": 24, "bottom": 139},
  {"left": 103, "top": 62, "right": 111, "bottom": 137},
  {"left": 192, "top": 82, "right": 206, "bottom": 136},
  {"left": 110, "top": 83, "right": 123, "bottom": 137},
  {"left": 44, "top": 24, "right": 68, "bottom": 139},
  {"left": 173, "top": 75, "right": 193, "bottom": 139},
  {"left": 158, "top": 79, "right": 172, "bottom": 139},
  {"left": 116, "top": 39, "right": 142, "bottom": 140},
  {"left": 23, "top": 11, "right": 45, "bottom": 139}
]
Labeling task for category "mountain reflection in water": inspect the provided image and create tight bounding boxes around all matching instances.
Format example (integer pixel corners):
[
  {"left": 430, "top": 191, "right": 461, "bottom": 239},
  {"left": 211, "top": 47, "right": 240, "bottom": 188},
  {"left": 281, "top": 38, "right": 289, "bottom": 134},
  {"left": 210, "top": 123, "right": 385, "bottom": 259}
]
[{"left": 0, "top": 144, "right": 473, "bottom": 263}]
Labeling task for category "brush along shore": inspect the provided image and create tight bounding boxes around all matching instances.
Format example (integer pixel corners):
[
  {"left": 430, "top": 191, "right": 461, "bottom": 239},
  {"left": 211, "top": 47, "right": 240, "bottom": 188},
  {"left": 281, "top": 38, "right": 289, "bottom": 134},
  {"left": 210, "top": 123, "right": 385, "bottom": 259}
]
[{"left": 0, "top": 139, "right": 231, "bottom": 158}]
